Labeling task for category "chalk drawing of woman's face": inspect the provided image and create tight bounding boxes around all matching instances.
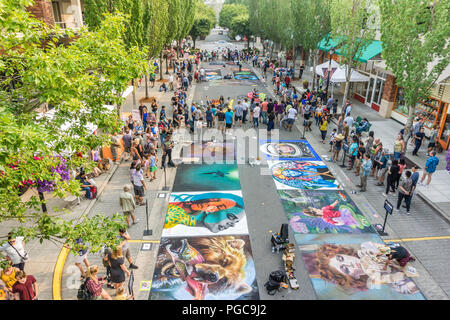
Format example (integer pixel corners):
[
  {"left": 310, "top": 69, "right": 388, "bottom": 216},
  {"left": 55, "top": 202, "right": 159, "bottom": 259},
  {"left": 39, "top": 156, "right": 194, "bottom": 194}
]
[{"left": 329, "top": 254, "right": 365, "bottom": 279}]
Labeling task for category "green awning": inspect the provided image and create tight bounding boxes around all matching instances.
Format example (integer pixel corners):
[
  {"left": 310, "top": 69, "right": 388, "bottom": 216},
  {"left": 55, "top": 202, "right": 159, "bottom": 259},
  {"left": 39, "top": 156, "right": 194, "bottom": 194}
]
[{"left": 318, "top": 36, "right": 382, "bottom": 63}]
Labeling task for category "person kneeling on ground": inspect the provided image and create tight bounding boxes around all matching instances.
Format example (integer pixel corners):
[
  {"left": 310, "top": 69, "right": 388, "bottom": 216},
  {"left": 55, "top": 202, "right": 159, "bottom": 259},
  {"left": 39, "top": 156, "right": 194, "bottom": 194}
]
[{"left": 383, "top": 245, "right": 415, "bottom": 270}]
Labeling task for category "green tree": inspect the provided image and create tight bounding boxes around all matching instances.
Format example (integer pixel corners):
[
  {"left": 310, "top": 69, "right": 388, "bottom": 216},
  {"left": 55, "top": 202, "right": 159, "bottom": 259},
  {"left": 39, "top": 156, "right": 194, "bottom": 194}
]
[
  {"left": 189, "top": 0, "right": 216, "bottom": 48},
  {"left": 292, "top": 0, "right": 331, "bottom": 86},
  {"left": 379, "top": 0, "right": 450, "bottom": 131},
  {"left": 219, "top": 3, "right": 247, "bottom": 29},
  {"left": 330, "top": 0, "right": 376, "bottom": 112},
  {"left": 0, "top": 1, "right": 149, "bottom": 263},
  {"left": 230, "top": 14, "right": 251, "bottom": 48}
]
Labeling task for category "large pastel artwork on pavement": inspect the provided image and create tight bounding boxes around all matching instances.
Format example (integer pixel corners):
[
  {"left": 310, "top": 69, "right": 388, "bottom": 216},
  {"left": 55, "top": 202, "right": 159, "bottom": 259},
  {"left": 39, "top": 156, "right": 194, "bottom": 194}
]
[
  {"left": 182, "top": 141, "right": 236, "bottom": 162},
  {"left": 233, "top": 71, "right": 259, "bottom": 81},
  {"left": 260, "top": 140, "right": 321, "bottom": 161},
  {"left": 204, "top": 69, "right": 222, "bottom": 81},
  {"left": 269, "top": 160, "right": 340, "bottom": 190},
  {"left": 172, "top": 163, "right": 241, "bottom": 192},
  {"left": 299, "top": 240, "right": 425, "bottom": 300},
  {"left": 150, "top": 235, "right": 260, "bottom": 300},
  {"left": 278, "top": 189, "right": 374, "bottom": 234},
  {"left": 162, "top": 191, "right": 248, "bottom": 237}
]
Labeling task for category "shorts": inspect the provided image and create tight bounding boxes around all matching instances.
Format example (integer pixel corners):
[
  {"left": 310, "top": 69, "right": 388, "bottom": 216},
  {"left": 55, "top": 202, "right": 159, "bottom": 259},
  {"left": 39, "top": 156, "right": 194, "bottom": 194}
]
[
  {"left": 151, "top": 166, "right": 157, "bottom": 172},
  {"left": 378, "top": 167, "right": 388, "bottom": 176},
  {"left": 428, "top": 142, "right": 435, "bottom": 149},
  {"left": 133, "top": 185, "right": 145, "bottom": 197},
  {"left": 226, "top": 123, "right": 232, "bottom": 128},
  {"left": 235, "top": 115, "right": 242, "bottom": 121},
  {"left": 123, "top": 211, "right": 134, "bottom": 216},
  {"left": 287, "top": 118, "right": 294, "bottom": 125},
  {"left": 75, "top": 252, "right": 88, "bottom": 264},
  {"left": 123, "top": 248, "right": 131, "bottom": 260},
  {"left": 125, "top": 146, "right": 131, "bottom": 153}
]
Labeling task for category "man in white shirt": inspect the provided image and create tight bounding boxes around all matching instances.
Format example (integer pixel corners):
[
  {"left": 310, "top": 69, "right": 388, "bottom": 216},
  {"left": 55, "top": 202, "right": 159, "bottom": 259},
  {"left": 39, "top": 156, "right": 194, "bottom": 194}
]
[
  {"left": 287, "top": 107, "right": 298, "bottom": 131},
  {"left": 252, "top": 103, "right": 261, "bottom": 128},
  {"left": 0, "top": 235, "right": 27, "bottom": 270},
  {"left": 344, "top": 113, "right": 354, "bottom": 130},
  {"left": 200, "top": 68, "right": 205, "bottom": 81},
  {"left": 132, "top": 164, "right": 147, "bottom": 206}
]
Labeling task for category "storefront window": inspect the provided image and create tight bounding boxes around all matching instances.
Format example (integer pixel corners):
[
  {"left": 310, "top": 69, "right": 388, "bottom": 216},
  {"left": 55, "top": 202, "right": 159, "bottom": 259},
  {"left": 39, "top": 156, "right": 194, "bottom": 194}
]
[
  {"left": 355, "top": 82, "right": 368, "bottom": 99},
  {"left": 414, "top": 99, "right": 440, "bottom": 128},
  {"left": 393, "top": 87, "right": 408, "bottom": 116},
  {"left": 439, "top": 105, "right": 450, "bottom": 145},
  {"left": 375, "top": 79, "right": 385, "bottom": 105}
]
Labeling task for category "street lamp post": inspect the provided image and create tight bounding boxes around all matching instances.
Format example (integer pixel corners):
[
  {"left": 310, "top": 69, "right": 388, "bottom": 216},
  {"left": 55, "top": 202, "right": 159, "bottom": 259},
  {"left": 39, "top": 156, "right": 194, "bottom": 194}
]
[{"left": 325, "top": 47, "right": 335, "bottom": 100}]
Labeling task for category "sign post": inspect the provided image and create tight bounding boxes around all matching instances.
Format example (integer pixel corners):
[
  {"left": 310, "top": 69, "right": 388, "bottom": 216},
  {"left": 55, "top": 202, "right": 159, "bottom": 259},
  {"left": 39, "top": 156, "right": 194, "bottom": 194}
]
[
  {"left": 374, "top": 199, "right": 393, "bottom": 236},
  {"left": 143, "top": 199, "right": 152, "bottom": 236}
]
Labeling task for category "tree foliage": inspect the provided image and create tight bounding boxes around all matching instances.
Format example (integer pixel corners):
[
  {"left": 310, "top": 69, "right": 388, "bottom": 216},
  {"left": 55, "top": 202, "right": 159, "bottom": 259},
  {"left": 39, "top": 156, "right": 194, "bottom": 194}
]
[
  {"left": 330, "top": 0, "right": 376, "bottom": 109},
  {"left": 379, "top": 0, "right": 450, "bottom": 128},
  {"left": 189, "top": 0, "right": 216, "bottom": 48},
  {"left": 219, "top": 3, "right": 248, "bottom": 30},
  {"left": 0, "top": 0, "right": 149, "bottom": 258}
]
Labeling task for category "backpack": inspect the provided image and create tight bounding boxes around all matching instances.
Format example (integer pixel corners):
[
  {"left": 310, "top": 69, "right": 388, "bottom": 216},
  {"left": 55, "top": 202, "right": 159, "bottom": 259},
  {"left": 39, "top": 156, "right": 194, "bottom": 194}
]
[
  {"left": 269, "top": 270, "right": 286, "bottom": 283},
  {"left": 77, "top": 279, "right": 94, "bottom": 300},
  {"left": 88, "top": 186, "right": 97, "bottom": 199}
]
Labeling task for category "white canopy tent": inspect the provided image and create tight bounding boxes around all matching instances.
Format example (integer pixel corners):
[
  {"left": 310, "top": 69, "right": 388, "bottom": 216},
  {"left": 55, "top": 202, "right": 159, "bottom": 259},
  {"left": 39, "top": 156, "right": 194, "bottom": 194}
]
[
  {"left": 315, "top": 60, "right": 370, "bottom": 97},
  {"left": 315, "top": 60, "right": 370, "bottom": 83}
]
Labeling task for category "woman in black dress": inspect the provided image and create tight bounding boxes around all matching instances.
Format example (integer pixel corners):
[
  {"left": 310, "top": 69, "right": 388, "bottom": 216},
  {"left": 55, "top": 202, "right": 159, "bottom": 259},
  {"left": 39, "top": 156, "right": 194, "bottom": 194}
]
[{"left": 106, "top": 247, "right": 130, "bottom": 290}]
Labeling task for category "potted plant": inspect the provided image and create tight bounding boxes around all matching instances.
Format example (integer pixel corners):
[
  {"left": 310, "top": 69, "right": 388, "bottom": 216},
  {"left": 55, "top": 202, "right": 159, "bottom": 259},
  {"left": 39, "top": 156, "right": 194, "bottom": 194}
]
[{"left": 302, "top": 80, "right": 309, "bottom": 89}]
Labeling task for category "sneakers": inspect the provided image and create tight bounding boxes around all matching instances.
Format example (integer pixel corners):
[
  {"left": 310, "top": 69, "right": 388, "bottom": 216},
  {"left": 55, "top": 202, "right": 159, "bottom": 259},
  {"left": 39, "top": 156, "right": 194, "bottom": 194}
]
[
  {"left": 129, "top": 264, "right": 139, "bottom": 269},
  {"left": 406, "top": 211, "right": 411, "bottom": 215},
  {"left": 382, "top": 193, "right": 387, "bottom": 197},
  {"left": 133, "top": 219, "right": 140, "bottom": 225},
  {"left": 394, "top": 208, "right": 400, "bottom": 213}
]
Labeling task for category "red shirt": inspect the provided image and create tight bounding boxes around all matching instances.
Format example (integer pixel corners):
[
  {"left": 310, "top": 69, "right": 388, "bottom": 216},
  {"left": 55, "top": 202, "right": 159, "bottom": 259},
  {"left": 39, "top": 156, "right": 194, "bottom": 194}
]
[
  {"left": 322, "top": 205, "right": 340, "bottom": 225},
  {"left": 12, "top": 275, "right": 36, "bottom": 300},
  {"left": 261, "top": 102, "right": 268, "bottom": 112}
]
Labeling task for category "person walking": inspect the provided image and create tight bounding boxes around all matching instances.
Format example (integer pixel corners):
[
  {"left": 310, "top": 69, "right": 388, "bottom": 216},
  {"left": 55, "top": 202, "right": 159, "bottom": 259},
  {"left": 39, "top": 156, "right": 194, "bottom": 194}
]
[
  {"left": 0, "top": 234, "right": 28, "bottom": 271},
  {"left": 105, "top": 247, "right": 130, "bottom": 290},
  {"left": 85, "top": 265, "right": 112, "bottom": 300},
  {"left": 119, "top": 184, "right": 138, "bottom": 228},
  {"left": 225, "top": 107, "right": 234, "bottom": 132},
  {"left": 412, "top": 127, "right": 425, "bottom": 156},
  {"left": 406, "top": 165, "right": 421, "bottom": 208},
  {"left": 428, "top": 125, "right": 439, "bottom": 153},
  {"left": 119, "top": 229, "right": 138, "bottom": 270},
  {"left": 419, "top": 150, "right": 439, "bottom": 186},
  {"left": 395, "top": 170, "right": 413, "bottom": 215},
  {"left": 383, "top": 159, "right": 399, "bottom": 197},
  {"left": 11, "top": 270, "right": 38, "bottom": 300},
  {"left": 216, "top": 107, "right": 226, "bottom": 133},
  {"left": 205, "top": 106, "right": 213, "bottom": 128},
  {"left": 358, "top": 153, "right": 372, "bottom": 192},
  {"left": 286, "top": 106, "right": 297, "bottom": 131},
  {"left": 267, "top": 111, "right": 275, "bottom": 134},
  {"left": 131, "top": 163, "right": 147, "bottom": 206},
  {"left": 319, "top": 115, "right": 329, "bottom": 144}
]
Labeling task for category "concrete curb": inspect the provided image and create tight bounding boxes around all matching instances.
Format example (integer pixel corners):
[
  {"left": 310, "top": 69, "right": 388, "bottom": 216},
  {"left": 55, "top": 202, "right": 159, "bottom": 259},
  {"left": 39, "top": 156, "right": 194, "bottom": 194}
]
[
  {"left": 417, "top": 191, "right": 450, "bottom": 224},
  {"left": 51, "top": 160, "right": 121, "bottom": 300}
]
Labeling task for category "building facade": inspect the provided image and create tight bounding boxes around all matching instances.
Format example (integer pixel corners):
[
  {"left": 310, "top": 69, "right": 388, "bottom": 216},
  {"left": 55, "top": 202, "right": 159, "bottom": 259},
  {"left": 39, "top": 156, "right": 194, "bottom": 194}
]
[{"left": 27, "top": 0, "right": 84, "bottom": 30}]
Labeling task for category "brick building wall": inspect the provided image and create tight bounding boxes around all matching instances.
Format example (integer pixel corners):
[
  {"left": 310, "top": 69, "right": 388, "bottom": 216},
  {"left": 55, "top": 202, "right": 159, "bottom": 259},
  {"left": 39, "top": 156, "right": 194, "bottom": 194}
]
[
  {"left": 382, "top": 74, "right": 396, "bottom": 103},
  {"left": 27, "top": 0, "right": 55, "bottom": 26}
]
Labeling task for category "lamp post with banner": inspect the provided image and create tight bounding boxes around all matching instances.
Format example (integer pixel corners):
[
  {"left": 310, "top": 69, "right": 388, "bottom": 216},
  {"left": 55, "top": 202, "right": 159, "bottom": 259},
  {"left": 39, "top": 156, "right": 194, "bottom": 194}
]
[{"left": 325, "top": 47, "right": 336, "bottom": 99}]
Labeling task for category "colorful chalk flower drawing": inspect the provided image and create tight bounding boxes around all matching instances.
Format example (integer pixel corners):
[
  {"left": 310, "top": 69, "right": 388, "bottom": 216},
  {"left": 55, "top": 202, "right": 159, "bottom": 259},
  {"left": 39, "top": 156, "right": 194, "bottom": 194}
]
[
  {"left": 269, "top": 160, "right": 339, "bottom": 190},
  {"left": 278, "top": 190, "right": 374, "bottom": 234},
  {"left": 150, "top": 236, "right": 259, "bottom": 300},
  {"left": 162, "top": 191, "right": 248, "bottom": 237},
  {"left": 260, "top": 140, "right": 321, "bottom": 161},
  {"left": 300, "top": 241, "right": 424, "bottom": 300},
  {"left": 204, "top": 69, "right": 222, "bottom": 81},
  {"left": 172, "top": 164, "right": 241, "bottom": 192}
]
